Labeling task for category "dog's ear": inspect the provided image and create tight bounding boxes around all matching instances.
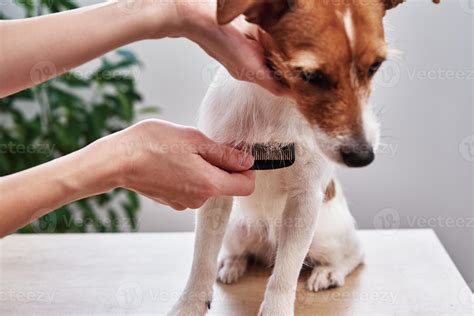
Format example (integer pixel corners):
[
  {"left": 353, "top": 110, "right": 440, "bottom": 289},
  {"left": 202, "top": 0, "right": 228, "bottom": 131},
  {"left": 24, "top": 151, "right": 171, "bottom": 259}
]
[
  {"left": 217, "top": 0, "right": 292, "bottom": 29},
  {"left": 383, "top": 0, "right": 440, "bottom": 10},
  {"left": 382, "top": 0, "right": 404, "bottom": 10}
]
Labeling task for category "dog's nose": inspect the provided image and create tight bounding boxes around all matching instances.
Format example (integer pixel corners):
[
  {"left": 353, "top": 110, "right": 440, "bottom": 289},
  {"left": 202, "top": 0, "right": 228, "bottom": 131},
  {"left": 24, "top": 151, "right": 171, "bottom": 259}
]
[{"left": 341, "top": 147, "right": 375, "bottom": 168}]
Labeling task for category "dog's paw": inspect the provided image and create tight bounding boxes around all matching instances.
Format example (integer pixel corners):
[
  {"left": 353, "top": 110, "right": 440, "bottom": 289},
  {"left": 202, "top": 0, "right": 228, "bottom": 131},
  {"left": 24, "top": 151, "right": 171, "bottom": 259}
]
[
  {"left": 168, "top": 299, "right": 210, "bottom": 316},
  {"left": 168, "top": 293, "right": 212, "bottom": 316},
  {"left": 257, "top": 300, "right": 294, "bottom": 316},
  {"left": 257, "top": 289, "right": 295, "bottom": 316},
  {"left": 217, "top": 256, "right": 247, "bottom": 284},
  {"left": 306, "top": 266, "right": 345, "bottom": 292}
]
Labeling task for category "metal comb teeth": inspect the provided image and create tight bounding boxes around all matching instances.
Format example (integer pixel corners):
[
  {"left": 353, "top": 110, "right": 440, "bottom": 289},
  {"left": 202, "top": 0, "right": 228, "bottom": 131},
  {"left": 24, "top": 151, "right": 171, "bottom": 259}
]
[{"left": 250, "top": 143, "right": 296, "bottom": 170}]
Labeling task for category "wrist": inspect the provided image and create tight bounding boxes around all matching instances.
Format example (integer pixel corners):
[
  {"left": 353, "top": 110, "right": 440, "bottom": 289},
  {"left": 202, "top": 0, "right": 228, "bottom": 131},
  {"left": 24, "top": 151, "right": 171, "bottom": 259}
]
[
  {"left": 73, "top": 137, "right": 125, "bottom": 196},
  {"left": 138, "top": 0, "right": 217, "bottom": 40},
  {"left": 134, "top": 0, "right": 185, "bottom": 39},
  {"left": 102, "top": 128, "right": 145, "bottom": 191},
  {"left": 179, "top": 7, "right": 218, "bottom": 41}
]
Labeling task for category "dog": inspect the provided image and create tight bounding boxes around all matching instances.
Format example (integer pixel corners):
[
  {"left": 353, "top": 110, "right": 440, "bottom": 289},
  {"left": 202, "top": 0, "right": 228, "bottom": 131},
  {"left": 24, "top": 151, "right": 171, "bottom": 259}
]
[{"left": 170, "top": 1, "right": 440, "bottom": 315}]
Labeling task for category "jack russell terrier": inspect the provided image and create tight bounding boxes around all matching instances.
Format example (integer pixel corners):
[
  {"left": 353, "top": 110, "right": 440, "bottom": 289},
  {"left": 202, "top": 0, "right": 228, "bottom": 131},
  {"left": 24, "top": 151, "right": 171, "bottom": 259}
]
[{"left": 170, "top": 0, "right": 440, "bottom": 315}]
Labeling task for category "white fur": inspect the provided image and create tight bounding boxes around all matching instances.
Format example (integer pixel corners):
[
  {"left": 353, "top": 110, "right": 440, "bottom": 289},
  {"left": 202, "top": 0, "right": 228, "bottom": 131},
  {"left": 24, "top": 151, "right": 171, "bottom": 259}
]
[
  {"left": 289, "top": 51, "right": 320, "bottom": 70},
  {"left": 342, "top": 9, "right": 360, "bottom": 90},
  {"left": 363, "top": 102, "right": 382, "bottom": 152},
  {"left": 169, "top": 68, "right": 370, "bottom": 316},
  {"left": 343, "top": 10, "right": 356, "bottom": 51}
]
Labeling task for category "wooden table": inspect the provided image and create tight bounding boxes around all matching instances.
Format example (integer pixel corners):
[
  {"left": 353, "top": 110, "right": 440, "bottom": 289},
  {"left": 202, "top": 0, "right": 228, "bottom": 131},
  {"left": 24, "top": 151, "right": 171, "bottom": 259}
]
[{"left": 0, "top": 230, "right": 472, "bottom": 315}]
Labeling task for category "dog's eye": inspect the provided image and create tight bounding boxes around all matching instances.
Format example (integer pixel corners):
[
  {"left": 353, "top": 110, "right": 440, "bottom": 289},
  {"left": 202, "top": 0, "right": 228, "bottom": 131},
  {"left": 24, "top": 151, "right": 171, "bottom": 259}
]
[
  {"left": 299, "top": 70, "right": 332, "bottom": 89},
  {"left": 368, "top": 62, "right": 383, "bottom": 77}
]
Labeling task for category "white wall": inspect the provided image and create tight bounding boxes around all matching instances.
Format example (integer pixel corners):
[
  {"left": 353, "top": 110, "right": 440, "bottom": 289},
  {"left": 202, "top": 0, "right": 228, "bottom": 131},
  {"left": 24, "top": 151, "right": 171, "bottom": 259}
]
[{"left": 3, "top": 1, "right": 473, "bottom": 289}]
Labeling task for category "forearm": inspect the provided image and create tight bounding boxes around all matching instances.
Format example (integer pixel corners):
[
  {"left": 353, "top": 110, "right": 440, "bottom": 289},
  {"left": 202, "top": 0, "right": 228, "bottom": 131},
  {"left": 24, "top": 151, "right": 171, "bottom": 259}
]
[
  {"left": 0, "top": 0, "right": 284, "bottom": 98},
  {"left": 0, "top": 0, "right": 170, "bottom": 98},
  {"left": 0, "top": 119, "right": 256, "bottom": 237},
  {"left": 0, "top": 138, "right": 120, "bottom": 237}
]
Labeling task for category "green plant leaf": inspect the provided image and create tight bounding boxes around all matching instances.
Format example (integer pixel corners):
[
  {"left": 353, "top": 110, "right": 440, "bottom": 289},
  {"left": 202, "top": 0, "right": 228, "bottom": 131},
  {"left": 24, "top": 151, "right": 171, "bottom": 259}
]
[
  {"left": 127, "top": 191, "right": 140, "bottom": 210},
  {"left": 15, "top": 0, "right": 34, "bottom": 17},
  {"left": 77, "top": 200, "right": 107, "bottom": 233},
  {"left": 138, "top": 106, "right": 160, "bottom": 115},
  {"left": 58, "top": 73, "right": 90, "bottom": 88},
  {"left": 117, "top": 49, "right": 141, "bottom": 66},
  {"left": 108, "top": 209, "right": 120, "bottom": 233},
  {"left": 122, "top": 202, "right": 138, "bottom": 231},
  {"left": 116, "top": 91, "right": 134, "bottom": 121},
  {"left": 58, "top": 0, "right": 78, "bottom": 10}
]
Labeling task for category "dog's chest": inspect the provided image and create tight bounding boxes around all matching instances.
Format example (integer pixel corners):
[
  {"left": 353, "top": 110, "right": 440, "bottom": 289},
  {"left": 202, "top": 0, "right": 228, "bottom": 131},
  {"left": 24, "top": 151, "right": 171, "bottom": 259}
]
[{"left": 236, "top": 169, "right": 289, "bottom": 219}]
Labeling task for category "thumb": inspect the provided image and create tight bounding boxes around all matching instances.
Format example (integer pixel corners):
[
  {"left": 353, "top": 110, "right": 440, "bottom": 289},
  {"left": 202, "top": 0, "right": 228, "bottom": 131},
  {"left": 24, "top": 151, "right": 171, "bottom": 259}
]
[{"left": 198, "top": 141, "right": 254, "bottom": 172}]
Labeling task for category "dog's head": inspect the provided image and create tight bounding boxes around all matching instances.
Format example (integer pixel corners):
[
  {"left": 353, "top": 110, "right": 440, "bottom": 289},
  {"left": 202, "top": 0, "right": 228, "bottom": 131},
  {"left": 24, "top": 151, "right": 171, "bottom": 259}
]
[{"left": 217, "top": 0, "right": 440, "bottom": 167}]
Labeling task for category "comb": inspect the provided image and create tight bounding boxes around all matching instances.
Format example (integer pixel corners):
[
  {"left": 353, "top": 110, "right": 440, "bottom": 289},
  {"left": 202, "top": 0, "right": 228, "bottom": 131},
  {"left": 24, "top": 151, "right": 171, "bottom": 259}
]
[{"left": 250, "top": 143, "right": 296, "bottom": 170}]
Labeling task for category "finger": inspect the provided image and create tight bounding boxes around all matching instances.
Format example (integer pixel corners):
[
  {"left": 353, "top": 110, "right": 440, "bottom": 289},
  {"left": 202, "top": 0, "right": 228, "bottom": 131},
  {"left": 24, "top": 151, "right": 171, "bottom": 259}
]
[
  {"left": 212, "top": 169, "right": 256, "bottom": 197},
  {"left": 232, "top": 32, "right": 290, "bottom": 97},
  {"left": 253, "top": 72, "right": 290, "bottom": 97},
  {"left": 171, "top": 205, "right": 187, "bottom": 211},
  {"left": 242, "top": 43, "right": 291, "bottom": 96},
  {"left": 166, "top": 201, "right": 188, "bottom": 211},
  {"left": 198, "top": 142, "right": 254, "bottom": 172},
  {"left": 202, "top": 23, "right": 287, "bottom": 97},
  {"left": 186, "top": 198, "right": 207, "bottom": 210}
]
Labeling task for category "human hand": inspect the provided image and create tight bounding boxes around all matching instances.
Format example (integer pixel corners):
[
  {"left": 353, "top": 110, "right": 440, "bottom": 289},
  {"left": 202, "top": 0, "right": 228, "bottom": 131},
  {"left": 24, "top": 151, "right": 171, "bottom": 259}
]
[
  {"left": 108, "top": 119, "right": 255, "bottom": 210},
  {"left": 140, "top": 0, "right": 287, "bottom": 96}
]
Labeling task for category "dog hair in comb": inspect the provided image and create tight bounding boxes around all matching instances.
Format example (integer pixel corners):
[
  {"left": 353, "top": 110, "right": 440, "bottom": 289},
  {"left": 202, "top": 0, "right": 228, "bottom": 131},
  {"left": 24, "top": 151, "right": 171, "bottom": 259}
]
[{"left": 250, "top": 143, "right": 296, "bottom": 170}]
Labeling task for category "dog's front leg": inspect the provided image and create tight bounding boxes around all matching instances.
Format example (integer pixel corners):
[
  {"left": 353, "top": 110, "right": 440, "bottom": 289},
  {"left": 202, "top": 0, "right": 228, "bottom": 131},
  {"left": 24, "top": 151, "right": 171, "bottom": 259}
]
[
  {"left": 169, "top": 197, "right": 233, "bottom": 316},
  {"left": 259, "top": 187, "right": 323, "bottom": 316}
]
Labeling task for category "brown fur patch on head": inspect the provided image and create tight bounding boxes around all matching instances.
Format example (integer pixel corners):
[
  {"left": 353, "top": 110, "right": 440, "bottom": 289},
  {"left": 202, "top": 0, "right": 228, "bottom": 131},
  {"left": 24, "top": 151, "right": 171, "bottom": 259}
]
[
  {"left": 216, "top": 0, "right": 440, "bottom": 164},
  {"left": 218, "top": 0, "right": 439, "bottom": 140},
  {"left": 256, "top": 0, "right": 387, "bottom": 139},
  {"left": 382, "top": 0, "right": 405, "bottom": 10},
  {"left": 217, "top": 0, "right": 293, "bottom": 28},
  {"left": 382, "top": 0, "right": 441, "bottom": 11},
  {"left": 324, "top": 180, "right": 336, "bottom": 202}
]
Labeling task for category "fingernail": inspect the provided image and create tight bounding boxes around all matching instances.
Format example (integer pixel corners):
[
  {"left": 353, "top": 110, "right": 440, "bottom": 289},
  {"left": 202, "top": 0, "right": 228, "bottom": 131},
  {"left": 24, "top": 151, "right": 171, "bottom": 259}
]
[{"left": 240, "top": 152, "right": 254, "bottom": 168}]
